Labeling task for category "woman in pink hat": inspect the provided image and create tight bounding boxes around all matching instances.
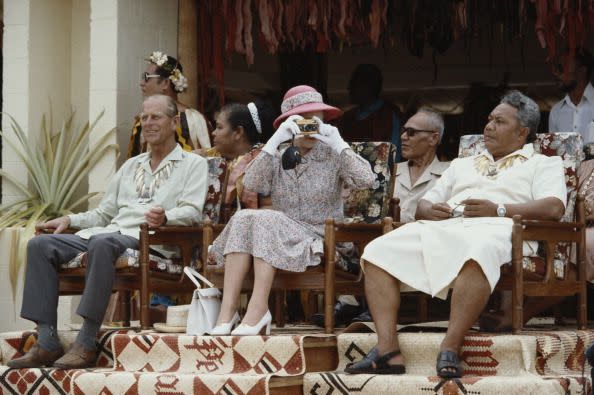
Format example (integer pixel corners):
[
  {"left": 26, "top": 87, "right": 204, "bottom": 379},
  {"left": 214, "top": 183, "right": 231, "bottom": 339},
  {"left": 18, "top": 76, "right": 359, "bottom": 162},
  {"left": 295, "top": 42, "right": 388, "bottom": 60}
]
[{"left": 208, "top": 85, "right": 375, "bottom": 336}]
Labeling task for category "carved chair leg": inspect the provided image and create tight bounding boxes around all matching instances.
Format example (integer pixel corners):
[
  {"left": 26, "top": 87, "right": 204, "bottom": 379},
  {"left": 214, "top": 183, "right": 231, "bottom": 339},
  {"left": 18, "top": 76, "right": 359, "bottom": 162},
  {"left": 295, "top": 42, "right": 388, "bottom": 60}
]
[
  {"left": 274, "top": 290, "right": 286, "bottom": 328},
  {"left": 121, "top": 291, "right": 131, "bottom": 327},
  {"left": 307, "top": 291, "right": 318, "bottom": 319},
  {"left": 578, "top": 289, "right": 588, "bottom": 330},
  {"left": 416, "top": 293, "right": 428, "bottom": 322}
]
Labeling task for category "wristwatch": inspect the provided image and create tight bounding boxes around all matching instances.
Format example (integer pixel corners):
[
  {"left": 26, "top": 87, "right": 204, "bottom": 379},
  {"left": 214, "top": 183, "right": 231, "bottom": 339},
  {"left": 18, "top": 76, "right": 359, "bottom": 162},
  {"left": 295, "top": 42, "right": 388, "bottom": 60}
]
[{"left": 497, "top": 204, "right": 507, "bottom": 217}]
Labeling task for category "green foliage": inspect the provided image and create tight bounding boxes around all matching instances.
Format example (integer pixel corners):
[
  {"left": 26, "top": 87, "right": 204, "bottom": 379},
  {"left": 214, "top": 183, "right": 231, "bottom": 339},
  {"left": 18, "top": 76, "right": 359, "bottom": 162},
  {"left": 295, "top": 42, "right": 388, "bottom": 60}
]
[{"left": 0, "top": 111, "right": 119, "bottom": 296}]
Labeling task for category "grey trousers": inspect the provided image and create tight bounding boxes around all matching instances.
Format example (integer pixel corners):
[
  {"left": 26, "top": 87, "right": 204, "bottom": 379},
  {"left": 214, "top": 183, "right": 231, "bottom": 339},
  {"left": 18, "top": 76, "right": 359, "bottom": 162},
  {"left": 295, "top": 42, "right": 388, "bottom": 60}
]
[{"left": 21, "top": 232, "right": 138, "bottom": 324}]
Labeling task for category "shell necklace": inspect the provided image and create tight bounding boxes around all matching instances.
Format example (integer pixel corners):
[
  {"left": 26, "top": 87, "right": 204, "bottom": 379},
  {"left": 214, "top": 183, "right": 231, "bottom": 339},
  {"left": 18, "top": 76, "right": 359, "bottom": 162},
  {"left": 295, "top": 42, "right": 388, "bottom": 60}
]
[{"left": 134, "top": 160, "right": 176, "bottom": 203}]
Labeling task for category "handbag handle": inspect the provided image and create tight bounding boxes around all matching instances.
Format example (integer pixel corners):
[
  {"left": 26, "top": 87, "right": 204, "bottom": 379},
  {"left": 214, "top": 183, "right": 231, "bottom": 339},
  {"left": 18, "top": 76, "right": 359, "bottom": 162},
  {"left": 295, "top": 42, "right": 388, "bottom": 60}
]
[{"left": 183, "top": 266, "right": 216, "bottom": 289}]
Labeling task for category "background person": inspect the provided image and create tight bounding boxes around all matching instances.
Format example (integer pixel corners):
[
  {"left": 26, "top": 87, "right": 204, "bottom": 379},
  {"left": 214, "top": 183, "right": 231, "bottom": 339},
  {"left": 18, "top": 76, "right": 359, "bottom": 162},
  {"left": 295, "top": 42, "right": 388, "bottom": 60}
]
[
  {"left": 336, "top": 64, "right": 402, "bottom": 161},
  {"left": 549, "top": 47, "right": 594, "bottom": 143},
  {"left": 128, "top": 51, "right": 211, "bottom": 157}
]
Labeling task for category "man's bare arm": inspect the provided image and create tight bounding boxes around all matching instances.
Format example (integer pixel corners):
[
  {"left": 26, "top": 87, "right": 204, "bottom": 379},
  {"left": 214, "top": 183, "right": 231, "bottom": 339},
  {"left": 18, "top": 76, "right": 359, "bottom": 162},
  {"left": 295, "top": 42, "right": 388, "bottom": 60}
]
[{"left": 461, "top": 197, "right": 565, "bottom": 221}]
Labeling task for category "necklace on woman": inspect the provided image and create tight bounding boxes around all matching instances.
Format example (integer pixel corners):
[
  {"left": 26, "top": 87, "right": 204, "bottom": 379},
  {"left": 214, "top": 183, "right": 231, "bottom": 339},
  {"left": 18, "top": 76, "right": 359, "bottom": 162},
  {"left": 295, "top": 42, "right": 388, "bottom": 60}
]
[{"left": 134, "top": 160, "right": 177, "bottom": 203}]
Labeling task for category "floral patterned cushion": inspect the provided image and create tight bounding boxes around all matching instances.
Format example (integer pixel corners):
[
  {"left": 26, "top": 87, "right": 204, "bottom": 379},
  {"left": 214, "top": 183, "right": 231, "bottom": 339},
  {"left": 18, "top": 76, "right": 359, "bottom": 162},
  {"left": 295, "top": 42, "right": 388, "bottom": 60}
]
[
  {"left": 60, "top": 157, "right": 227, "bottom": 274},
  {"left": 202, "top": 157, "right": 227, "bottom": 224},
  {"left": 343, "top": 142, "right": 395, "bottom": 224},
  {"left": 458, "top": 133, "right": 584, "bottom": 278},
  {"left": 60, "top": 249, "right": 185, "bottom": 274}
]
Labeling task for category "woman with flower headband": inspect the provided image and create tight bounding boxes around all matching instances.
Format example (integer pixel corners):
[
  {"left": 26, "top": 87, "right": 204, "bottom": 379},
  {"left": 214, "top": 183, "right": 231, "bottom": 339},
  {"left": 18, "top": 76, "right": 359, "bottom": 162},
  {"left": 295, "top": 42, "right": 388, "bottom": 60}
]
[
  {"left": 208, "top": 85, "right": 375, "bottom": 336},
  {"left": 128, "top": 51, "right": 211, "bottom": 157},
  {"left": 202, "top": 100, "right": 275, "bottom": 217}
]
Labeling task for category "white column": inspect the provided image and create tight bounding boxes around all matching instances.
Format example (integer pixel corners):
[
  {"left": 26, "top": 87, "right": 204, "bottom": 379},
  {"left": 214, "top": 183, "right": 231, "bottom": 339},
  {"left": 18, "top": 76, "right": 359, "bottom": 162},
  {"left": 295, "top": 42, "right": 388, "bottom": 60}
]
[{"left": 2, "top": 0, "right": 31, "bottom": 206}]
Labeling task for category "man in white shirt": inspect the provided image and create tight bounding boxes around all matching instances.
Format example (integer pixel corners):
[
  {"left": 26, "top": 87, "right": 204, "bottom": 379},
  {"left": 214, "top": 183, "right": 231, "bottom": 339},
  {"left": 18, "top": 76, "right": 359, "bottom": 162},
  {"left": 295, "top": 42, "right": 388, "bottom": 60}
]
[
  {"left": 346, "top": 91, "right": 566, "bottom": 379},
  {"left": 8, "top": 95, "right": 208, "bottom": 370},
  {"left": 549, "top": 47, "right": 594, "bottom": 143}
]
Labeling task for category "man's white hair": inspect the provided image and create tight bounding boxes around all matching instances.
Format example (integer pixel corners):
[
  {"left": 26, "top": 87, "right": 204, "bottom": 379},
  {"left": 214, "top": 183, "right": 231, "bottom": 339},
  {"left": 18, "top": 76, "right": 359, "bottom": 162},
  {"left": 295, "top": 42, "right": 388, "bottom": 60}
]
[{"left": 416, "top": 107, "right": 445, "bottom": 142}]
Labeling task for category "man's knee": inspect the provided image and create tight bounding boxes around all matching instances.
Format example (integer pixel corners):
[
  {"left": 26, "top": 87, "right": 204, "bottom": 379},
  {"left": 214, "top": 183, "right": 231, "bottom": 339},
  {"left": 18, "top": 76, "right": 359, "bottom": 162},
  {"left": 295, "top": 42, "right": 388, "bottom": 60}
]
[{"left": 27, "top": 234, "right": 56, "bottom": 258}]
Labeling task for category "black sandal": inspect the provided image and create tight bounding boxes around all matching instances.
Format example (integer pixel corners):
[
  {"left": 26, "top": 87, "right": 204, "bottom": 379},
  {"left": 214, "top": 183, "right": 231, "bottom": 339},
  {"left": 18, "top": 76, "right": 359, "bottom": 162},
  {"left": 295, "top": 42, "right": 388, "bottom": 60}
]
[
  {"left": 436, "top": 350, "right": 463, "bottom": 378},
  {"left": 344, "top": 347, "right": 406, "bottom": 375}
]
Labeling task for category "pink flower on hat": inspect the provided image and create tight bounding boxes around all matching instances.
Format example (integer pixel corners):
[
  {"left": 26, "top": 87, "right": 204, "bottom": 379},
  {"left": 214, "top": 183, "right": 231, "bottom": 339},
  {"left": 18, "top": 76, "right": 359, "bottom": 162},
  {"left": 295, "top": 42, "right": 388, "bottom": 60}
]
[{"left": 273, "top": 85, "right": 342, "bottom": 128}]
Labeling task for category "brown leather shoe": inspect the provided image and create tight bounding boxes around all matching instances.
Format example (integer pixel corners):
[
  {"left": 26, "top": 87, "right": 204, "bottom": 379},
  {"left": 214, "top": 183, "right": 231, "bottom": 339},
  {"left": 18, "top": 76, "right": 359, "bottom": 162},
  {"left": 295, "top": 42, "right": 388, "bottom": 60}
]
[
  {"left": 7, "top": 343, "right": 64, "bottom": 369},
  {"left": 53, "top": 342, "right": 97, "bottom": 370}
]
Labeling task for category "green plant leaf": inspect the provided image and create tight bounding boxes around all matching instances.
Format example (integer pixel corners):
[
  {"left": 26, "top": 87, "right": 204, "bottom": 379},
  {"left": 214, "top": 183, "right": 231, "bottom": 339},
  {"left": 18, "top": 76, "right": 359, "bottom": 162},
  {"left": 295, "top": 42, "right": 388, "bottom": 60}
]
[{"left": 0, "top": 109, "right": 116, "bottom": 296}]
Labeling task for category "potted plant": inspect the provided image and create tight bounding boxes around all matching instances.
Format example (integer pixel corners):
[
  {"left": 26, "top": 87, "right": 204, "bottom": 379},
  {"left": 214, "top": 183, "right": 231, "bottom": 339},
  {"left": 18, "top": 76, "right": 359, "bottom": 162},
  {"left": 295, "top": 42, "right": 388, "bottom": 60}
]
[{"left": 0, "top": 111, "right": 118, "bottom": 296}]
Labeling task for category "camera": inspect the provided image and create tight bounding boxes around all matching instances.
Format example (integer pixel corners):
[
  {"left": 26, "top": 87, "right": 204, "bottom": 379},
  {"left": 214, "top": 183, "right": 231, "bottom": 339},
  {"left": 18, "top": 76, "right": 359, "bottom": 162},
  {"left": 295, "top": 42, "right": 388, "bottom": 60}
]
[{"left": 294, "top": 119, "right": 319, "bottom": 135}]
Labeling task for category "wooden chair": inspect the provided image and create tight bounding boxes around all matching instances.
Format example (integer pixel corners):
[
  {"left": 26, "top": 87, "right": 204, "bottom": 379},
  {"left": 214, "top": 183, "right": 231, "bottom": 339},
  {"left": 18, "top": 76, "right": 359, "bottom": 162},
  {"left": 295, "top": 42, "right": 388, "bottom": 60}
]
[
  {"left": 404, "top": 132, "right": 587, "bottom": 333},
  {"left": 204, "top": 141, "right": 397, "bottom": 334},
  {"left": 58, "top": 156, "right": 228, "bottom": 329}
]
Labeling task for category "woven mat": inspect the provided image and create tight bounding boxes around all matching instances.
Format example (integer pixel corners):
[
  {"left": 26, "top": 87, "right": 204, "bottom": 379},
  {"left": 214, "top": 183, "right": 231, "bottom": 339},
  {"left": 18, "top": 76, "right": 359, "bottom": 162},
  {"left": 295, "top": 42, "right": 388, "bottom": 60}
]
[
  {"left": 303, "top": 373, "right": 589, "bottom": 395},
  {"left": 0, "top": 333, "right": 328, "bottom": 395},
  {"left": 301, "top": 329, "right": 594, "bottom": 395}
]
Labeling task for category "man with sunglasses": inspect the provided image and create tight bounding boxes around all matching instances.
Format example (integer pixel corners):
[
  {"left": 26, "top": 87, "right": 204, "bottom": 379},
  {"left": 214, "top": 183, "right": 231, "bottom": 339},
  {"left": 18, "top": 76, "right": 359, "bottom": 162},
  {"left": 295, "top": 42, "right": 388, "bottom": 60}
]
[
  {"left": 128, "top": 51, "right": 211, "bottom": 158},
  {"left": 8, "top": 95, "right": 208, "bottom": 370},
  {"left": 313, "top": 108, "right": 449, "bottom": 326},
  {"left": 347, "top": 91, "right": 566, "bottom": 378},
  {"left": 549, "top": 47, "right": 594, "bottom": 143},
  {"left": 394, "top": 109, "right": 450, "bottom": 223}
]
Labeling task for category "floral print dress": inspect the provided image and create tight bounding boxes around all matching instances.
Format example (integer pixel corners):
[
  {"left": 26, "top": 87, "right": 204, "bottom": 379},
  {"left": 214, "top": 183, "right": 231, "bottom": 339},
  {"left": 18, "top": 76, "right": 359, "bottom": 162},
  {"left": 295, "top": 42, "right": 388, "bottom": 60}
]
[{"left": 209, "top": 142, "right": 375, "bottom": 272}]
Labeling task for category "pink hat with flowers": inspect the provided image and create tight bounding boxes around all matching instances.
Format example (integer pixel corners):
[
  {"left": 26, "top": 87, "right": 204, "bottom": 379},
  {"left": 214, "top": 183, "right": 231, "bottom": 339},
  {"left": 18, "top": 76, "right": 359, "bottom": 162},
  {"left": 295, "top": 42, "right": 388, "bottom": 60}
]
[{"left": 273, "top": 85, "right": 342, "bottom": 128}]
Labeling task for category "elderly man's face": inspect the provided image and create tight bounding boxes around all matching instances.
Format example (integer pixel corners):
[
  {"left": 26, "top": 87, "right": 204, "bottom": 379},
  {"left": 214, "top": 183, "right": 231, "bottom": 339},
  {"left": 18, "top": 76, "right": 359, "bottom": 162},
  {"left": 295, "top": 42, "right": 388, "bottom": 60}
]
[
  {"left": 140, "top": 96, "right": 178, "bottom": 148},
  {"left": 483, "top": 103, "right": 528, "bottom": 159},
  {"left": 400, "top": 113, "right": 439, "bottom": 160}
]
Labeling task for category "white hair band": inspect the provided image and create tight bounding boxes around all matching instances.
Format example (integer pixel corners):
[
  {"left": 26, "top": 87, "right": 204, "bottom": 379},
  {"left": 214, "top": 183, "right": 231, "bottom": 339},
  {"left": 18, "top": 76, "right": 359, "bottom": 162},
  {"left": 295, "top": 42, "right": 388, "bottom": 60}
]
[{"left": 247, "top": 102, "right": 262, "bottom": 134}]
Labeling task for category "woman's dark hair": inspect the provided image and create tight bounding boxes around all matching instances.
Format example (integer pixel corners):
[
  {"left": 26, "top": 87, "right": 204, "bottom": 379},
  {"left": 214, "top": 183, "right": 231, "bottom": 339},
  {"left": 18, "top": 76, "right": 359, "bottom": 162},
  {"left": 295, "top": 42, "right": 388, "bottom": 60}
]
[{"left": 220, "top": 100, "right": 274, "bottom": 145}]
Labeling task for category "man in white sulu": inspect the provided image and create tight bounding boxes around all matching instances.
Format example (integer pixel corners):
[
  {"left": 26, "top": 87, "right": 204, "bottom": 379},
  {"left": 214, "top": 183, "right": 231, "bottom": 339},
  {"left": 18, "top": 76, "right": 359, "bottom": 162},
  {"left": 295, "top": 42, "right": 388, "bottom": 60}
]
[{"left": 345, "top": 90, "right": 566, "bottom": 378}]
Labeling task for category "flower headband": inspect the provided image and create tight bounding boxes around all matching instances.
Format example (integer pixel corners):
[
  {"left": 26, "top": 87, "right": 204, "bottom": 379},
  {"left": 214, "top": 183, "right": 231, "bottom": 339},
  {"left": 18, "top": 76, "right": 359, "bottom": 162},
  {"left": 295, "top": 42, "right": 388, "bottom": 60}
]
[{"left": 147, "top": 51, "right": 188, "bottom": 93}]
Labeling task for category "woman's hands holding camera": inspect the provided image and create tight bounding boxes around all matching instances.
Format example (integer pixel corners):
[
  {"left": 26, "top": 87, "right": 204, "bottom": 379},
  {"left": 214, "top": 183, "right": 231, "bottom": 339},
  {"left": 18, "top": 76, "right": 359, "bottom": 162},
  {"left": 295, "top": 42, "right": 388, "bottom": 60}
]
[
  {"left": 311, "top": 116, "right": 349, "bottom": 153},
  {"left": 263, "top": 115, "right": 302, "bottom": 155}
]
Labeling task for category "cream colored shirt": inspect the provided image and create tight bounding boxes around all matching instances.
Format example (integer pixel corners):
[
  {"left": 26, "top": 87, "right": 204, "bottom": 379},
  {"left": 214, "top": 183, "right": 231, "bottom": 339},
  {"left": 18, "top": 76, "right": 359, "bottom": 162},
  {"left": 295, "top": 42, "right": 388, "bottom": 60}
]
[
  {"left": 69, "top": 145, "right": 208, "bottom": 240},
  {"left": 394, "top": 157, "right": 450, "bottom": 223},
  {"left": 423, "top": 144, "right": 566, "bottom": 213}
]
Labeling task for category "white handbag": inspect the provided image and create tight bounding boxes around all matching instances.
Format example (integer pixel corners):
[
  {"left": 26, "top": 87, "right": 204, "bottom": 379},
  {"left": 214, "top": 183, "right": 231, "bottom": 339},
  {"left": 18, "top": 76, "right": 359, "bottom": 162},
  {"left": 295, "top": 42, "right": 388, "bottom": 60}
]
[{"left": 183, "top": 266, "right": 222, "bottom": 335}]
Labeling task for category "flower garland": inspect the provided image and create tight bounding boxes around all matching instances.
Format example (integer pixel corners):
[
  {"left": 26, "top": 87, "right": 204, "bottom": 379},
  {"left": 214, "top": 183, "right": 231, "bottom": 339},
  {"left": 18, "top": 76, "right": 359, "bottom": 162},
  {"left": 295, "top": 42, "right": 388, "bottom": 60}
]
[{"left": 148, "top": 51, "right": 188, "bottom": 93}]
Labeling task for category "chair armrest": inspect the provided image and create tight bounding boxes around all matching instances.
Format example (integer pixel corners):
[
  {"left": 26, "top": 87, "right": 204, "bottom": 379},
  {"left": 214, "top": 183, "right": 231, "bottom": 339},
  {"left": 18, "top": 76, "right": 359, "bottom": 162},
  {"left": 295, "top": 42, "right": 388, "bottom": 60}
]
[
  {"left": 516, "top": 216, "right": 583, "bottom": 244},
  {"left": 521, "top": 219, "right": 583, "bottom": 231},
  {"left": 39, "top": 227, "right": 78, "bottom": 235}
]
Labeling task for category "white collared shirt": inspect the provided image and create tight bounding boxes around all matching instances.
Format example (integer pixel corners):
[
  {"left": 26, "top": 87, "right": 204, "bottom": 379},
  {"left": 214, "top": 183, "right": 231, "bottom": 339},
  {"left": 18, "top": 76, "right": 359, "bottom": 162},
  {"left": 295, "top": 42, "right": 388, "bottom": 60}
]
[
  {"left": 423, "top": 144, "right": 566, "bottom": 210},
  {"left": 69, "top": 145, "right": 208, "bottom": 240},
  {"left": 549, "top": 83, "right": 594, "bottom": 143}
]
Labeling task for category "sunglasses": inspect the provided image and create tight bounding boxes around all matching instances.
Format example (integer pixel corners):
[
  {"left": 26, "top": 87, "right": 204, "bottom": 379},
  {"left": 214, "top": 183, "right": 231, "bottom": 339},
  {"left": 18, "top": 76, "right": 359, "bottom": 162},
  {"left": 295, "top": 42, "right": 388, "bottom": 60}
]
[
  {"left": 400, "top": 127, "right": 438, "bottom": 137},
  {"left": 142, "top": 72, "right": 161, "bottom": 83}
]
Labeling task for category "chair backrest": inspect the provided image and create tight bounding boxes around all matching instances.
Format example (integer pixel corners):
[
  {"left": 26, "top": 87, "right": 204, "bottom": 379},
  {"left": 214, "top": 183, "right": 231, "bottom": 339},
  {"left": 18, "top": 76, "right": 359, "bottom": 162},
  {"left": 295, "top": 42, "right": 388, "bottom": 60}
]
[
  {"left": 342, "top": 141, "right": 395, "bottom": 223},
  {"left": 202, "top": 157, "right": 228, "bottom": 224},
  {"left": 458, "top": 133, "right": 584, "bottom": 222}
]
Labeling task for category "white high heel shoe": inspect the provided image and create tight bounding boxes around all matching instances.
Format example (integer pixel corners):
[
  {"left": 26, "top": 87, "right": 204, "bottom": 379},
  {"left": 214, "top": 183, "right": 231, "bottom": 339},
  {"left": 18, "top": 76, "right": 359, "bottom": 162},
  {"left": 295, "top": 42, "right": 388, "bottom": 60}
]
[
  {"left": 231, "top": 310, "right": 272, "bottom": 336},
  {"left": 209, "top": 312, "right": 240, "bottom": 335}
]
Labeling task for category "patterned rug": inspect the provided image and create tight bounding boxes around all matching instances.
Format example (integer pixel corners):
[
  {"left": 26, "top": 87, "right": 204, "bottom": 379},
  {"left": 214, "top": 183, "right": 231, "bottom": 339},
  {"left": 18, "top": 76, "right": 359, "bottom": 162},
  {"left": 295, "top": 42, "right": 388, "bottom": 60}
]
[
  {"left": 303, "top": 330, "right": 594, "bottom": 395},
  {"left": 0, "top": 332, "right": 326, "bottom": 395}
]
